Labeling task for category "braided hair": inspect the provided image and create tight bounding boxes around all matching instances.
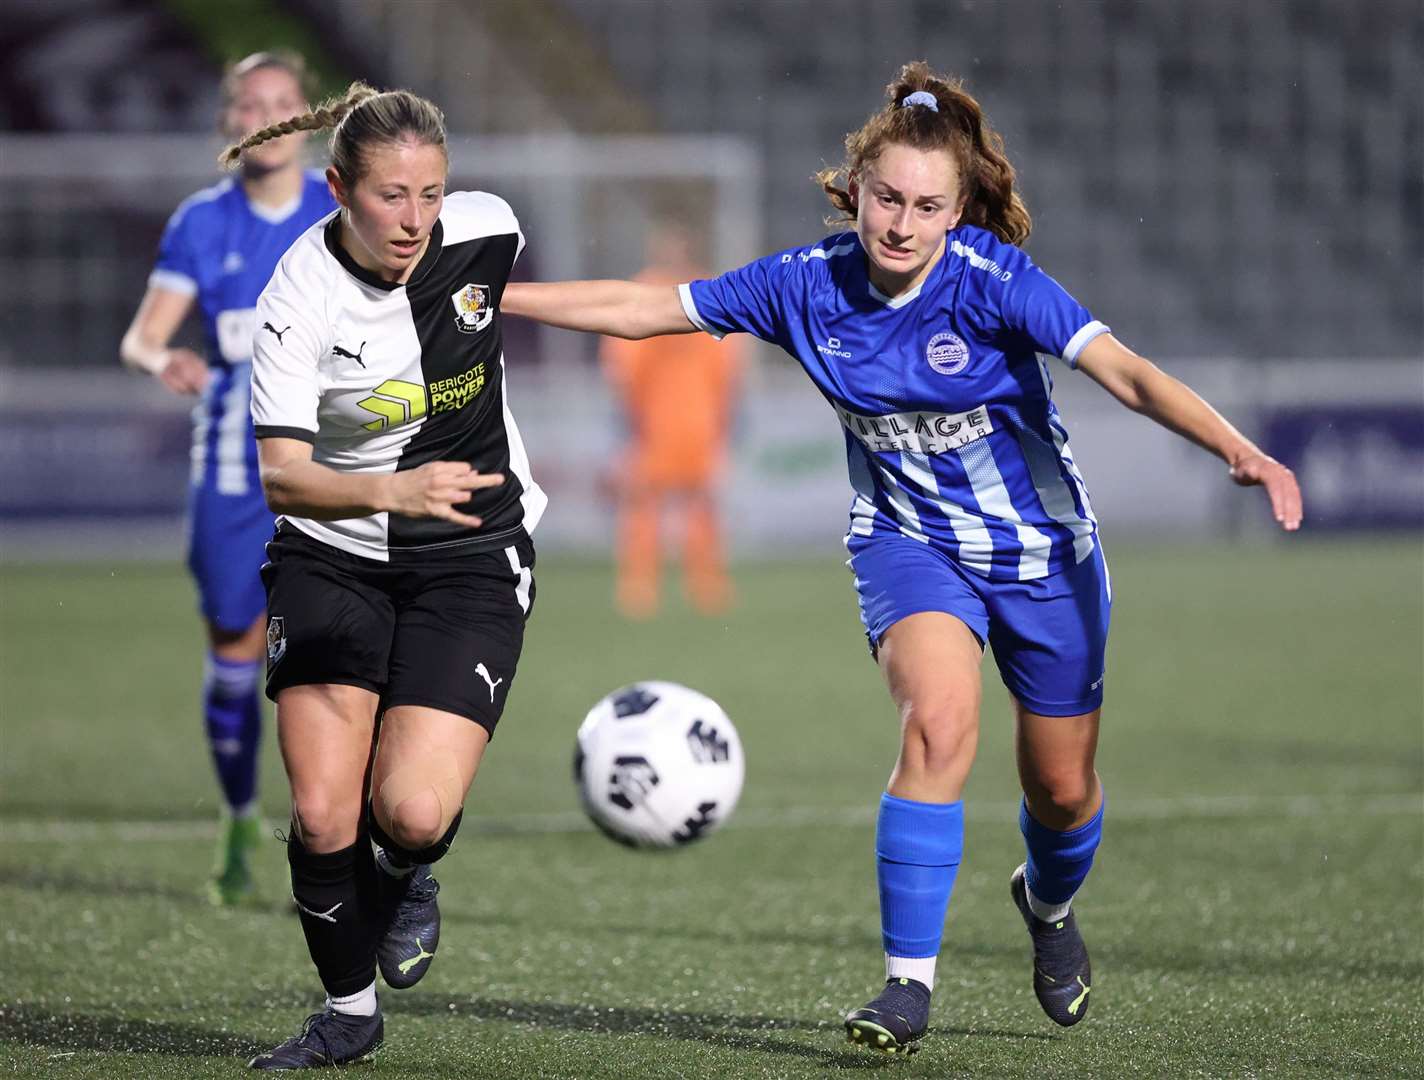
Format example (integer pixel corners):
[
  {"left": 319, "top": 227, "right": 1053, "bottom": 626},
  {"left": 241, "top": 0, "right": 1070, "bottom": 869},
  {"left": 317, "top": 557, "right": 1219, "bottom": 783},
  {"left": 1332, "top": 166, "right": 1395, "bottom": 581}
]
[{"left": 219, "top": 82, "right": 446, "bottom": 185}]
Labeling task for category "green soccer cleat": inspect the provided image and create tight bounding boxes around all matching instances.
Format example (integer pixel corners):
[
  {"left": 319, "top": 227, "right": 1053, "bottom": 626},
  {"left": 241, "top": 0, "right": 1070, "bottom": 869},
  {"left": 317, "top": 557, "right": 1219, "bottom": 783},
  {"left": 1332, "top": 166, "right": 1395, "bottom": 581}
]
[
  {"left": 844, "top": 977, "right": 930, "bottom": 1054},
  {"left": 1010, "top": 863, "right": 1093, "bottom": 1026},
  {"left": 209, "top": 813, "right": 263, "bottom": 907}
]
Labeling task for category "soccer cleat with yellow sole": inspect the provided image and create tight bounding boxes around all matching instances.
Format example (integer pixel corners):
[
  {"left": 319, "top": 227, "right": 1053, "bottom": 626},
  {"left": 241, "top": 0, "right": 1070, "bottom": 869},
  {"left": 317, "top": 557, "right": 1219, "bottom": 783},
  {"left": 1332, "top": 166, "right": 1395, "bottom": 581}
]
[
  {"left": 1010, "top": 863, "right": 1093, "bottom": 1026},
  {"left": 844, "top": 977, "right": 930, "bottom": 1054}
]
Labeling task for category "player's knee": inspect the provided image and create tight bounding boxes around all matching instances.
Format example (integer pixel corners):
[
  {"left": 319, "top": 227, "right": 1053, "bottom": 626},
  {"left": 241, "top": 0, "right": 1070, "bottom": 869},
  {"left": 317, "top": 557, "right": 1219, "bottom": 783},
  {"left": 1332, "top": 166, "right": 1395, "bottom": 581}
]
[
  {"left": 384, "top": 790, "right": 447, "bottom": 851},
  {"left": 902, "top": 698, "right": 978, "bottom": 776},
  {"left": 290, "top": 789, "right": 361, "bottom": 850},
  {"left": 375, "top": 762, "right": 464, "bottom": 850},
  {"left": 1025, "top": 769, "right": 1094, "bottom": 826}
]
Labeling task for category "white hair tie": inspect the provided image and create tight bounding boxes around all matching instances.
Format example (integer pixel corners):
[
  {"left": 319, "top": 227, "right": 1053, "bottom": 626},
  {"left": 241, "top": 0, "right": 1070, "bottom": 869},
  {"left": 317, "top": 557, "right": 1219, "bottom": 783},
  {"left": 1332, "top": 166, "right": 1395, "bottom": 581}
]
[{"left": 900, "top": 90, "right": 939, "bottom": 112}]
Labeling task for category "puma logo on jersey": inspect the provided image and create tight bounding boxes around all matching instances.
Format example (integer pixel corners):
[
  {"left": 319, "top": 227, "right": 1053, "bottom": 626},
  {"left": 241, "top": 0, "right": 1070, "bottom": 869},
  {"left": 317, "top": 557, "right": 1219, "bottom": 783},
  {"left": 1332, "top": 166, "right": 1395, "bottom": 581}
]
[
  {"left": 474, "top": 662, "right": 503, "bottom": 702},
  {"left": 332, "top": 341, "right": 367, "bottom": 368},
  {"left": 262, "top": 322, "right": 290, "bottom": 344}
]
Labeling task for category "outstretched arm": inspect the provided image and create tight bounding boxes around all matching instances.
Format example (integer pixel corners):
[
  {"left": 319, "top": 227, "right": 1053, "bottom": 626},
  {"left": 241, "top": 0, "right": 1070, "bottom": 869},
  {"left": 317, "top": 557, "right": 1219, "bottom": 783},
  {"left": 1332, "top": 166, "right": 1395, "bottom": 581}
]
[
  {"left": 1076, "top": 333, "right": 1303, "bottom": 531},
  {"left": 502, "top": 281, "right": 696, "bottom": 340}
]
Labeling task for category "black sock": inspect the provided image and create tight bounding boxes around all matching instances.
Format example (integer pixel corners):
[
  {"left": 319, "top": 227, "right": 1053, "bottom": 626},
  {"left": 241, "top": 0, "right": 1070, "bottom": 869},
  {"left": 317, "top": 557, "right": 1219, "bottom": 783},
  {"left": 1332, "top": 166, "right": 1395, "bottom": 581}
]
[
  {"left": 288, "top": 832, "right": 379, "bottom": 998},
  {"left": 368, "top": 806, "right": 464, "bottom": 872}
]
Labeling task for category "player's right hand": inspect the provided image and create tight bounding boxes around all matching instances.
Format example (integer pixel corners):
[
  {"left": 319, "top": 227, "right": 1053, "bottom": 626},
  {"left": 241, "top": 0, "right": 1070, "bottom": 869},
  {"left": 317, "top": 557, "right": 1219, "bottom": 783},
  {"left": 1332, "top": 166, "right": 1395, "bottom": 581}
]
[
  {"left": 389, "top": 461, "right": 505, "bottom": 527},
  {"left": 158, "top": 348, "right": 211, "bottom": 395}
]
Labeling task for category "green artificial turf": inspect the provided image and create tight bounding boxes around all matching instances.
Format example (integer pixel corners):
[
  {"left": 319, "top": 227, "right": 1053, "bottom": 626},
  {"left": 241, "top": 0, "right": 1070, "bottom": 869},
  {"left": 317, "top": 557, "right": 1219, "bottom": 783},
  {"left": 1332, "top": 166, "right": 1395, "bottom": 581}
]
[{"left": 2, "top": 540, "right": 1420, "bottom": 1077}]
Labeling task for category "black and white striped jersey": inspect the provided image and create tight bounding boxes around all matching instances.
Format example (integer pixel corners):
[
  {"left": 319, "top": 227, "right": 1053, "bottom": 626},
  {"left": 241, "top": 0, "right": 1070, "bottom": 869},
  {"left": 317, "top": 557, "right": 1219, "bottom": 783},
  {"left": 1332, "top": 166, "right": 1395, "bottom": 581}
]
[{"left": 251, "top": 191, "right": 546, "bottom": 562}]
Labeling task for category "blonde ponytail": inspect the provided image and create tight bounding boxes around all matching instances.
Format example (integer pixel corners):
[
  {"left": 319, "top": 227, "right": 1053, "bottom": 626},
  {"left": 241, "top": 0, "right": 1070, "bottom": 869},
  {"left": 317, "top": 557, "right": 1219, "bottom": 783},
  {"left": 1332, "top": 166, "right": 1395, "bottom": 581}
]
[{"left": 219, "top": 81, "right": 381, "bottom": 169}]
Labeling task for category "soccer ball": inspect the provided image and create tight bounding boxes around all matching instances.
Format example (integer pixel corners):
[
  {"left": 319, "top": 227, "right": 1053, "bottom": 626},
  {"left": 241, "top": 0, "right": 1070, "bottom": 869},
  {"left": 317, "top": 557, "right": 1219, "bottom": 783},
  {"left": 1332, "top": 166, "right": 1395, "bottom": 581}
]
[{"left": 574, "top": 681, "right": 744, "bottom": 849}]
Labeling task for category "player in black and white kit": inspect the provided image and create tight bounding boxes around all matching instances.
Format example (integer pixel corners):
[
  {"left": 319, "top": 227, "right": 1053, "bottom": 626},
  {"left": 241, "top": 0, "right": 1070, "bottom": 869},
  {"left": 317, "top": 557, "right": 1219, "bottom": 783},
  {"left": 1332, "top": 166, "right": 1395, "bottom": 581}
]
[{"left": 229, "top": 83, "right": 544, "bottom": 1070}]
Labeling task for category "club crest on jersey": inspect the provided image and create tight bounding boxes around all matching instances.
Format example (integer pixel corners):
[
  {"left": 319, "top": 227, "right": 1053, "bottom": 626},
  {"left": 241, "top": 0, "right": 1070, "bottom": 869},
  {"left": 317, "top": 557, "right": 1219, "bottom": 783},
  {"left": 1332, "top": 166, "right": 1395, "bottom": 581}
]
[
  {"left": 266, "top": 616, "right": 286, "bottom": 665},
  {"left": 450, "top": 283, "right": 493, "bottom": 334},
  {"left": 926, "top": 331, "right": 970, "bottom": 375}
]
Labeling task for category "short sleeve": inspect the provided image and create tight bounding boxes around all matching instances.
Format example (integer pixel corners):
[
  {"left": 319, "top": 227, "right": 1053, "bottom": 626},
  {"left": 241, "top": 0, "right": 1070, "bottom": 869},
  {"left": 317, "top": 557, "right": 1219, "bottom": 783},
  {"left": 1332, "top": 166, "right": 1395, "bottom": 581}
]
[
  {"left": 1000, "top": 265, "right": 1109, "bottom": 369},
  {"left": 478, "top": 191, "right": 526, "bottom": 265},
  {"left": 149, "top": 202, "right": 200, "bottom": 297},
  {"left": 679, "top": 251, "right": 794, "bottom": 344},
  {"left": 251, "top": 263, "right": 326, "bottom": 442}
]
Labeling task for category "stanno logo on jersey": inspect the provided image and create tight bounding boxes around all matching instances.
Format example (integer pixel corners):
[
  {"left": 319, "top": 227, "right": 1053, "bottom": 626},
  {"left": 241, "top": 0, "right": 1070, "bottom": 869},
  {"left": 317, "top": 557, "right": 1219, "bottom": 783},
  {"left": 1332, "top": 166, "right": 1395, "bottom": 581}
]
[
  {"left": 835, "top": 402, "right": 994, "bottom": 455},
  {"left": 332, "top": 341, "right": 367, "bottom": 368},
  {"left": 222, "top": 251, "right": 245, "bottom": 275},
  {"left": 926, "top": 331, "right": 970, "bottom": 375},
  {"left": 450, "top": 283, "right": 493, "bottom": 334},
  {"left": 816, "top": 335, "right": 852, "bottom": 359}
]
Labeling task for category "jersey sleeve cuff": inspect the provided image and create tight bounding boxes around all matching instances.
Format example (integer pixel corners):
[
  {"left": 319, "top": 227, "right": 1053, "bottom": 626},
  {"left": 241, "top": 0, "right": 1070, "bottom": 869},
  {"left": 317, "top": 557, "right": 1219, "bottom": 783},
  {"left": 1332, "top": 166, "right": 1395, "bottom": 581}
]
[
  {"left": 678, "top": 283, "right": 727, "bottom": 340},
  {"left": 254, "top": 425, "right": 316, "bottom": 443},
  {"left": 1061, "top": 320, "right": 1110, "bottom": 368},
  {"left": 147, "top": 268, "right": 197, "bottom": 297}
]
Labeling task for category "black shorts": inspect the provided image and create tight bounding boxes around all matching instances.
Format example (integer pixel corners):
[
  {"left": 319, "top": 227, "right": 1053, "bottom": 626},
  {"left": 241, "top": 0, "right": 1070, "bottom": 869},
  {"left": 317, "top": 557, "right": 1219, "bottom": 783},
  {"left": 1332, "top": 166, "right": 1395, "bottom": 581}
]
[{"left": 260, "top": 524, "right": 535, "bottom": 735}]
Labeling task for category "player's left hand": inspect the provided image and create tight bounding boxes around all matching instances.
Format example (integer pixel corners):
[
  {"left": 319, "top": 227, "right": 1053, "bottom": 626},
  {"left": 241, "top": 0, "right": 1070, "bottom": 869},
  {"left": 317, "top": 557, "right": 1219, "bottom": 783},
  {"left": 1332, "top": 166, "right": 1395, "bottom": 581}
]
[
  {"left": 158, "top": 347, "right": 211, "bottom": 396},
  {"left": 1229, "top": 452, "right": 1303, "bottom": 532}
]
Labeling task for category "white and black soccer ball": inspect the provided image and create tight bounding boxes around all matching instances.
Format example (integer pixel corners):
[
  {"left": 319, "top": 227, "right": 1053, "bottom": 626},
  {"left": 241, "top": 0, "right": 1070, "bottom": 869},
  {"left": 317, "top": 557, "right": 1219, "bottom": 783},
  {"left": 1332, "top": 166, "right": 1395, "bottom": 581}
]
[{"left": 574, "top": 681, "right": 744, "bottom": 849}]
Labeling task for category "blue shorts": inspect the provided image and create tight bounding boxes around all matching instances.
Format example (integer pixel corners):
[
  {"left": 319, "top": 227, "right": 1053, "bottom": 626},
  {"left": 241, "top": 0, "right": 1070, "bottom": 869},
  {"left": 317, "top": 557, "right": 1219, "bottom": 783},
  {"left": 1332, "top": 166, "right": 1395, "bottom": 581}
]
[
  {"left": 848, "top": 535, "right": 1112, "bottom": 717},
  {"left": 186, "top": 483, "right": 275, "bottom": 634}
]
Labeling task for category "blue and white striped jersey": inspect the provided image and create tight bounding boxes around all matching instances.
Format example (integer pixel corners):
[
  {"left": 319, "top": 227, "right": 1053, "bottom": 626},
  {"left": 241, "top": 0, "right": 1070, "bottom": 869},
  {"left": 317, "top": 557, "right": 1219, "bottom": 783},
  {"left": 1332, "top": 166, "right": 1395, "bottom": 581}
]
[
  {"left": 150, "top": 171, "right": 337, "bottom": 494},
  {"left": 680, "top": 224, "right": 1108, "bottom": 582}
]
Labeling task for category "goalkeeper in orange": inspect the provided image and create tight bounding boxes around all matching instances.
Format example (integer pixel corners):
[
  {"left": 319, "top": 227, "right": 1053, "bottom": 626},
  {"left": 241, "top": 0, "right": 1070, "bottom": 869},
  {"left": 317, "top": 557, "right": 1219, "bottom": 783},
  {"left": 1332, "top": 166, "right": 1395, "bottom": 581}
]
[{"left": 600, "top": 220, "right": 745, "bottom": 618}]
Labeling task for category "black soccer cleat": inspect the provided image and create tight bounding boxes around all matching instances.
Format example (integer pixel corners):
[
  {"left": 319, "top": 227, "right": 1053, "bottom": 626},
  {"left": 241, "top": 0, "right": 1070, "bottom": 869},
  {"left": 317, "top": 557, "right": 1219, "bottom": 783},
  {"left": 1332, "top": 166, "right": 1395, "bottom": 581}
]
[
  {"left": 376, "top": 864, "right": 441, "bottom": 990},
  {"left": 248, "top": 1006, "right": 383, "bottom": 1070},
  {"left": 1010, "top": 863, "right": 1092, "bottom": 1026},
  {"left": 844, "top": 977, "right": 930, "bottom": 1054}
]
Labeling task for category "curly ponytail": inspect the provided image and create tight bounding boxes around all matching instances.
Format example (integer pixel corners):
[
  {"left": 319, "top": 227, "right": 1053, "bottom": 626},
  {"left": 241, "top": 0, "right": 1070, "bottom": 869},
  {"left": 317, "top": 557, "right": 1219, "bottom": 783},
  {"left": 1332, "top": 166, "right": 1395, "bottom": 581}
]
[{"left": 815, "top": 60, "right": 1031, "bottom": 246}]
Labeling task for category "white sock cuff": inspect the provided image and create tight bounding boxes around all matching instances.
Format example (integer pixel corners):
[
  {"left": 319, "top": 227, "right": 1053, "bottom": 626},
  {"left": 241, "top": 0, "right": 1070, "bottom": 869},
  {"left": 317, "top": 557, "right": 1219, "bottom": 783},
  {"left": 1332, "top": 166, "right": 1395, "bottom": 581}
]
[
  {"left": 326, "top": 980, "right": 378, "bottom": 1017},
  {"left": 204, "top": 653, "right": 262, "bottom": 698},
  {"left": 1025, "top": 882, "right": 1074, "bottom": 924},
  {"left": 884, "top": 954, "right": 937, "bottom": 991}
]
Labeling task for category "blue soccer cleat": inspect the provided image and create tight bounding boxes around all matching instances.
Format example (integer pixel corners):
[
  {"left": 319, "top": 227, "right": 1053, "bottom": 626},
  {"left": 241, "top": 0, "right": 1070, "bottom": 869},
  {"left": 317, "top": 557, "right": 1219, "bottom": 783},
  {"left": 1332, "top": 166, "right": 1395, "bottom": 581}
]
[
  {"left": 844, "top": 976, "right": 930, "bottom": 1054},
  {"left": 376, "top": 865, "right": 440, "bottom": 990},
  {"left": 1010, "top": 863, "right": 1093, "bottom": 1026},
  {"left": 248, "top": 1006, "right": 383, "bottom": 1070}
]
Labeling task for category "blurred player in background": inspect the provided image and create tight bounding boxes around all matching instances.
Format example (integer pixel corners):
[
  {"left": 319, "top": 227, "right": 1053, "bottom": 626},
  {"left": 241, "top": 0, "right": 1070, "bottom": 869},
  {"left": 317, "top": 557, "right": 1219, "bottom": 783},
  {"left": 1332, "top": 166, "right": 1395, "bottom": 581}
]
[
  {"left": 502, "top": 60, "right": 1302, "bottom": 1055},
  {"left": 231, "top": 83, "right": 541, "bottom": 1069},
  {"left": 600, "top": 219, "right": 743, "bottom": 618},
  {"left": 119, "top": 50, "right": 338, "bottom": 906}
]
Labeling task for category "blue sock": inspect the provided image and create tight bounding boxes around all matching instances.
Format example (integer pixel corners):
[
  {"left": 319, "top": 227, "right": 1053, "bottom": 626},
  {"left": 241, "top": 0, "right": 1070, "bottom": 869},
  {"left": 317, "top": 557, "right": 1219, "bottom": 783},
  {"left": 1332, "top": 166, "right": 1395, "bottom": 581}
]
[
  {"left": 876, "top": 794, "right": 964, "bottom": 964},
  {"left": 203, "top": 654, "right": 263, "bottom": 814},
  {"left": 1019, "top": 796, "right": 1105, "bottom": 905}
]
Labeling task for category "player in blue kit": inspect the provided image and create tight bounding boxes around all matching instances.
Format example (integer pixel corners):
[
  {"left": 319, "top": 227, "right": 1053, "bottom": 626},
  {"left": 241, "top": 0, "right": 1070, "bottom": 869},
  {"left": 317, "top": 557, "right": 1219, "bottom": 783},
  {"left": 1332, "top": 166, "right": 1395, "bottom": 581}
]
[
  {"left": 120, "top": 51, "right": 338, "bottom": 905},
  {"left": 502, "top": 61, "right": 1302, "bottom": 1052}
]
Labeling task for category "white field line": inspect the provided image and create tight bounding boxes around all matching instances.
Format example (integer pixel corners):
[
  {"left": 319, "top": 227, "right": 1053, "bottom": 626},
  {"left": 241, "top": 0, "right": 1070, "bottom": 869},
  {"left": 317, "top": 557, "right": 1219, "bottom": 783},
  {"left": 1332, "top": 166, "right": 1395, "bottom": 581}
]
[{"left": 1, "top": 792, "right": 1419, "bottom": 844}]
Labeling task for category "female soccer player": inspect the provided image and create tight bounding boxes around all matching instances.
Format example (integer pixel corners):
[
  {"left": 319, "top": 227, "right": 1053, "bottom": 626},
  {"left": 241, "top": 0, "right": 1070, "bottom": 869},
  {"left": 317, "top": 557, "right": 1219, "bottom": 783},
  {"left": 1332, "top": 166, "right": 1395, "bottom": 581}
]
[
  {"left": 501, "top": 62, "right": 1302, "bottom": 1053},
  {"left": 229, "top": 81, "right": 542, "bottom": 1069},
  {"left": 120, "top": 51, "right": 337, "bottom": 906},
  {"left": 599, "top": 219, "right": 744, "bottom": 618}
]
